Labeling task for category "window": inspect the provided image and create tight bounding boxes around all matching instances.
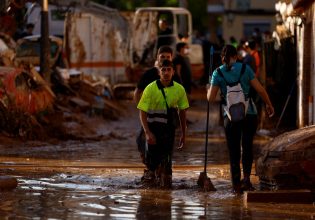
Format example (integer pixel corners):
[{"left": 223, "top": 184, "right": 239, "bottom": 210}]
[
  {"left": 236, "top": 0, "right": 250, "bottom": 11},
  {"left": 243, "top": 21, "right": 270, "bottom": 39}
]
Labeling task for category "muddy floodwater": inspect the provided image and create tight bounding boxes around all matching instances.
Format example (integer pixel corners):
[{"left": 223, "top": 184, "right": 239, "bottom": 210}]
[{"left": 0, "top": 91, "right": 314, "bottom": 219}]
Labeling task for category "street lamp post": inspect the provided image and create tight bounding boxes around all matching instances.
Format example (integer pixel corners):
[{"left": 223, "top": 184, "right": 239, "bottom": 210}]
[{"left": 40, "top": 0, "right": 50, "bottom": 82}]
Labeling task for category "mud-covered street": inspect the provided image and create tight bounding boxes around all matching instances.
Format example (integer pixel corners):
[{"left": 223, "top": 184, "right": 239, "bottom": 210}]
[{"left": 0, "top": 88, "right": 313, "bottom": 219}]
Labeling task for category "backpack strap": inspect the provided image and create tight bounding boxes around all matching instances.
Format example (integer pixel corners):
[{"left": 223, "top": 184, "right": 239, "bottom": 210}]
[
  {"left": 240, "top": 63, "right": 246, "bottom": 78},
  {"left": 216, "top": 67, "right": 225, "bottom": 81},
  {"left": 216, "top": 63, "right": 246, "bottom": 86},
  {"left": 156, "top": 80, "right": 170, "bottom": 110},
  {"left": 216, "top": 67, "right": 227, "bottom": 105}
]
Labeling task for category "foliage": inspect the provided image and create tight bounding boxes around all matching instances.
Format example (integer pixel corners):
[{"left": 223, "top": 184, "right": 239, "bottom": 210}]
[{"left": 187, "top": 0, "right": 209, "bottom": 33}]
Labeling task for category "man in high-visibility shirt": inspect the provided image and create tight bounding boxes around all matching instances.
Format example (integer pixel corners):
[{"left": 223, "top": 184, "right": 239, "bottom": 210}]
[
  {"left": 137, "top": 59, "right": 189, "bottom": 188},
  {"left": 134, "top": 46, "right": 181, "bottom": 181}
]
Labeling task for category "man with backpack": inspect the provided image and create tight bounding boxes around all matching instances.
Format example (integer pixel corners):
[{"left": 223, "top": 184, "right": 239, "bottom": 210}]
[{"left": 206, "top": 45, "right": 274, "bottom": 194}]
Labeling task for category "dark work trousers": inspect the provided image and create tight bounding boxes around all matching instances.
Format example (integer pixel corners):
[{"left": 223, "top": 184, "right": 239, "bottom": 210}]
[
  {"left": 145, "top": 123, "right": 175, "bottom": 175},
  {"left": 223, "top": 114, "right": 258, "bottom": 187},
  {"left": 136, "top": 127, "right": 146, "bottom": 165}
]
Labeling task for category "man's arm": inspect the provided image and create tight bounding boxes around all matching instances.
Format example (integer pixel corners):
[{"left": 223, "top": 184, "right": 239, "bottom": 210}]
[
  {"left": 139, "top": 110, "right": 156, "bottom": 145},
  {"left": 133, "top": 88, "right": 143, "bottom": 104},
  {"left": 178, "top": 109, "right": 186, "bottom": 149}
]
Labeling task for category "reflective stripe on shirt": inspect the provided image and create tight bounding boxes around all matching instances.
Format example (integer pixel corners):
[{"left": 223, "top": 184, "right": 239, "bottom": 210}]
[
  {"left": 147, "top": 109, "right": 168, "bottom": 124},
  {"left": 148, "top": 109, "right": 167, "bottom": 114}
]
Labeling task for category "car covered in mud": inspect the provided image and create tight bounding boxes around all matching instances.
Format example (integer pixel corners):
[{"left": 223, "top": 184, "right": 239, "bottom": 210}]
[
  {"left": 255, "top": 125, "right": 315, "bottom": 190},
  {"left": 15, "top": 35, "right": 64, "bottom": 68}
]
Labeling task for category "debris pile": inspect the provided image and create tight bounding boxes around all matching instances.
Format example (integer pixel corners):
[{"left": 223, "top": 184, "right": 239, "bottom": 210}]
[{"left": 0, "top": 33, "right": 125, "bottom": 141}]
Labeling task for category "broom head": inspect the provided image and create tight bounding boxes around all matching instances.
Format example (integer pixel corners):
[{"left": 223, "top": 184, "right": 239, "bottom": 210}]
[{"left": 197, "top": 171, "right": 216, "bottom": 191}]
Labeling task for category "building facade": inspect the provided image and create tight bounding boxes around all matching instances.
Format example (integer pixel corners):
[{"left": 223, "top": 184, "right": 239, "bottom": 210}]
[
  {"left": 208, "top": 0, "right": 315, "bottom": 128},
  {"left": 207, "top": 0, "right": 277, "bottom": 44},
  {"left": 290, "top": 0, "right": 315, "bottom": 127}
]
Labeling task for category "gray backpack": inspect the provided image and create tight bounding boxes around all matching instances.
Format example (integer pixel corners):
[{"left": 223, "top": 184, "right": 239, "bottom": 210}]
[{"left": 217, "top": 63, "right": 248, "bottom": 122}]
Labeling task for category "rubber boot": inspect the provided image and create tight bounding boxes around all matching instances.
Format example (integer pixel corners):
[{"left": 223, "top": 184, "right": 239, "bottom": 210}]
[{"left": 160, "top": 173, "right": 172, "bottom": 189}]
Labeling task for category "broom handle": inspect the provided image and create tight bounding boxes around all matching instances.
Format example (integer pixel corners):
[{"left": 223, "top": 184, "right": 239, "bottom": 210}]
[
  {"left": 204, "top": 101, "right": 210, "bottom": 173},
  {"left": 204, "top": 46, "right": 214, "bottom": 173}
]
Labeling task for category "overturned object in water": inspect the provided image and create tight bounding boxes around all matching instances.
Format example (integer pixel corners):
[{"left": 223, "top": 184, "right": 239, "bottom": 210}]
[{"left": 256, "top": 125, "right": 315, "bottom": 190}]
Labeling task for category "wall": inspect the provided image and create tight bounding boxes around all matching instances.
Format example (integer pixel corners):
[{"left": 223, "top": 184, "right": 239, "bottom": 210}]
[
  {"left": 305, "top": 3, "right": 315, "bottom": 126},
  {"left": 222, "top": 15, "right": 277, "bottom": 42},
  {"left": 312, "top": 4, "right": 315, "bottom": 125},
  {"left": 223, "top": 0, "right": 276, "bottom": 10},
  {"left": 296, "top": 1, "right": 315, "bottom": 127},
  {"left": 221, "top": 0, "right": 277, "bottom": 43}
]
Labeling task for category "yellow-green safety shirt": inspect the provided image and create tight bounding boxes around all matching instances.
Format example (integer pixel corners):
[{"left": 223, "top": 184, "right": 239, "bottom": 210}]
[{"left": 137, "top": 80, "right": 189, "bottom": 124}]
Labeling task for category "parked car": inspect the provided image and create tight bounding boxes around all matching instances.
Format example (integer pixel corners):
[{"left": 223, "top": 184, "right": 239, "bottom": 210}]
[{"left": 15, "top": 35, "right": 64, "bottom": 68}]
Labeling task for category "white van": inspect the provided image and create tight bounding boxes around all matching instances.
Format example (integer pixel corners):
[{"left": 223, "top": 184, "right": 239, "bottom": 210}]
[{"left": 25, "top": 3, "right": 67, "bottom": 37}]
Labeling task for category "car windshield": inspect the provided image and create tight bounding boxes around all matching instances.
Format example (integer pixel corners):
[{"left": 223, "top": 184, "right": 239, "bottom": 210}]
[{"left": 16, "top": 40, "right": 59, "bottom": 58}]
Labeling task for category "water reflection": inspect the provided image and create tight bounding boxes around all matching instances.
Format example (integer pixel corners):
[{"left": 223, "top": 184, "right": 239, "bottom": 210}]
[
  {"left": 0, "top": 94, "right": 311, "bottom": 219},
  {"left": 136, "top": 190, "right": 172, "bottom": 219},
  {"left": 135, "top": 189, "right": 209, "bottom": 219},
  {"left": 0, "top": 177, "right": 314, "bottom": 219}
]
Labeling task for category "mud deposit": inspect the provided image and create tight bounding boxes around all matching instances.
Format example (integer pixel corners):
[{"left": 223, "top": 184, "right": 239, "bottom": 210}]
[{"left": 0, "top": 91, "right": 313, "bottom": 219}]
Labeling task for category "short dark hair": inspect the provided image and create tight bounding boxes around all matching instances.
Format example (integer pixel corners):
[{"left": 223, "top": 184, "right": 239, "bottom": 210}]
[
  {"left": 176, "top": 42, "right": 187, "bottom": 52},
  {"left": 157, "top": 45, "right": 173, "bottom": 55},
  {"left": 159, "top": 59, "right": 174, "bottom": 68}
]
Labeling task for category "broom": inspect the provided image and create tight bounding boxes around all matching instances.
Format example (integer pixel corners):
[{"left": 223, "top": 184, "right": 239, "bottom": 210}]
[{"left": 197, "top": 46, "right": 216, "bottom": 191}]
